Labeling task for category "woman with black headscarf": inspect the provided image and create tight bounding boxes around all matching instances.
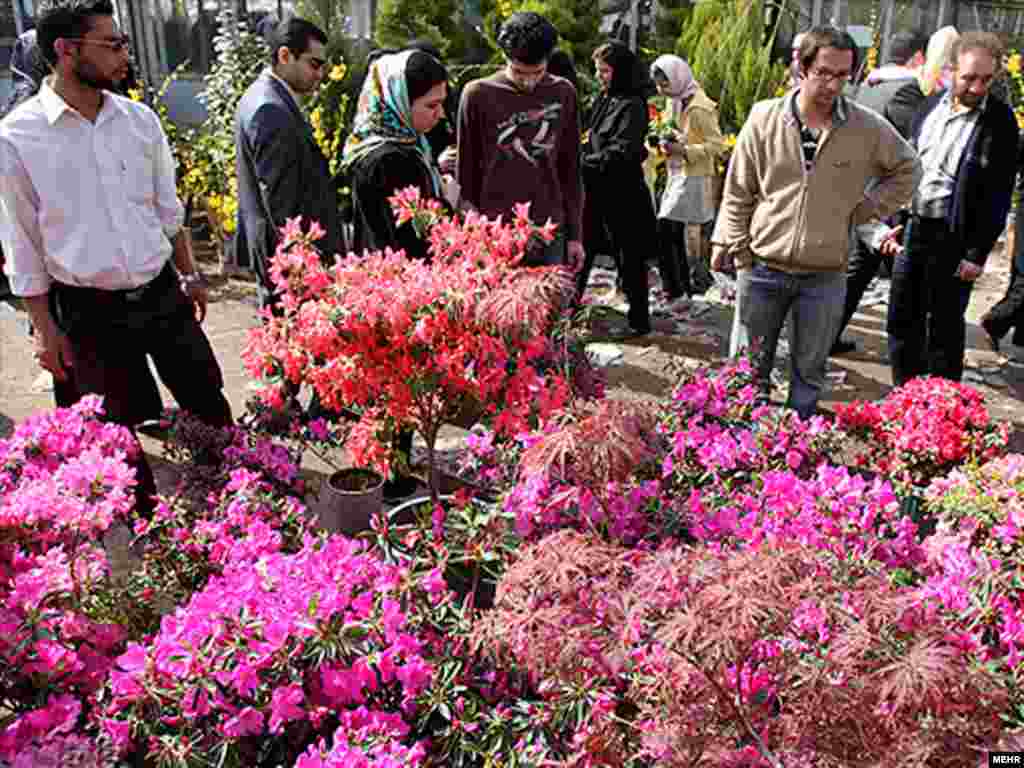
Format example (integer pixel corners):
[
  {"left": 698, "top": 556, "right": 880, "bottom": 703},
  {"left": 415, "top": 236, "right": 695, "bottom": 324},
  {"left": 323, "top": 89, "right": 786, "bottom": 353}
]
[{"left": 577, "top": 41, "right": 654, "bottom": 338}]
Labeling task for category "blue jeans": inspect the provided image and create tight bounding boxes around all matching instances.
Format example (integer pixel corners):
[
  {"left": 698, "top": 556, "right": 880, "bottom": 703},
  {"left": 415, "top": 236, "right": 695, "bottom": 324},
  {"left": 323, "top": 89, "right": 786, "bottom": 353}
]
[{"left": 738, "top": 263, "right": 846, "bottom": 419}]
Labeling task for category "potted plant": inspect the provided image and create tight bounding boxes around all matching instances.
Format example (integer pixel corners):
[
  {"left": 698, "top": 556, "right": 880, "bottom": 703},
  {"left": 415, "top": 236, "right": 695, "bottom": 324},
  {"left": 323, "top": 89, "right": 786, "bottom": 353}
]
[{"left": 243, "top": 189, "right": 575, "bottom": 508}]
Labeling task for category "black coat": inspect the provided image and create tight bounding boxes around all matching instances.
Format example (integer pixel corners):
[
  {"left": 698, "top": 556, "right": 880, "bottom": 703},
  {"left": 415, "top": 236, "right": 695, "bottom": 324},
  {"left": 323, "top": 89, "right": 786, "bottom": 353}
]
[
  {"left": 235, "top": 73, "right": 342, "bottom": 287},
  {"left": 911, "top": 92, "right": 1019, "bottom": 266},
  {"left": 581, "top": 90, "right": 656, "bottom": 255},
  {"left": 349, "top": 143, "right": 437, "bottom": 261}
]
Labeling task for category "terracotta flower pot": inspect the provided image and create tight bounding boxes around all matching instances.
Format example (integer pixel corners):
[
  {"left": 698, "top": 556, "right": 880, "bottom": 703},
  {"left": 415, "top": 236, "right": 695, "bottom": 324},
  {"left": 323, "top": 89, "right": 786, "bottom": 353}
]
[{"left": 318, "top": 468, "right": 384, "bottom": 536}]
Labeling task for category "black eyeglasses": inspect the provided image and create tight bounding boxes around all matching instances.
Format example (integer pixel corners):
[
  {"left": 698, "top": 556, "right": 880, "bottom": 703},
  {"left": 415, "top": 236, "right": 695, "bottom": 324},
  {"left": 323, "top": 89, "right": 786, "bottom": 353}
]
[{"left": 64, "top": 35, "right": 132, "bottom": 53}]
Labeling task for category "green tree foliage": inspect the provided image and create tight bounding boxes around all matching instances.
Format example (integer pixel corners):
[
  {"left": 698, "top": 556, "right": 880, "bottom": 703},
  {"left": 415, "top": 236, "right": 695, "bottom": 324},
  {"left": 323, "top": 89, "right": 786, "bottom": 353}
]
[
  {"left": 644, "top": 0, "right": 691, "bottom": 57},
  {"left": 375, "top": 0, "right": 459, "bottom": 56},
  {"left": 677, "top": 0, "right": 788, "bottom": 133},
  {"left": 294, "top": 0, "right": 350, "bottom": 39}
]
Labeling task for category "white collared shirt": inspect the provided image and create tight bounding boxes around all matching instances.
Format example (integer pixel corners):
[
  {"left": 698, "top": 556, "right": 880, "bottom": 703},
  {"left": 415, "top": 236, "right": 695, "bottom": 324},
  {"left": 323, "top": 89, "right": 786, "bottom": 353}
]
[{"left": 0, "top": 78, "right": 185, "bottom": 296}]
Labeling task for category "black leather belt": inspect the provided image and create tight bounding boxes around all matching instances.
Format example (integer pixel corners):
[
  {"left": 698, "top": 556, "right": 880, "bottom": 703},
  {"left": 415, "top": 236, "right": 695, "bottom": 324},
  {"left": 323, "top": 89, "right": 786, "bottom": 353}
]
[{"left": 55, "top": 261, "right": 173, "bottom": 304}]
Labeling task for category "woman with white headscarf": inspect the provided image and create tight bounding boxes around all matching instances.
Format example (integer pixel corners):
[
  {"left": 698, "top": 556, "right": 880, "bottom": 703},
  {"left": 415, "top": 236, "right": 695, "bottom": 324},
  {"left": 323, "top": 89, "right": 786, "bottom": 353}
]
[{"left": 650, "top": 54, "right": 725, "bottom": 305}]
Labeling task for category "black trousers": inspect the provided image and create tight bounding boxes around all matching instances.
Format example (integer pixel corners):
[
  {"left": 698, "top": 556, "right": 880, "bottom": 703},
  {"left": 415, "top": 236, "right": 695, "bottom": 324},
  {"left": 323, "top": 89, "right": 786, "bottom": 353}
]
[
  {"left": 834, "top": 240, "right": 893, "bottom": 343},
  {"left": 580, "top": 181, "right": 651, "bottom": 332},
  {"left": 656, "top": 218, "right": 692, "bottom": 300},
  {"left": 53, "top": 263, "right": 233, "bottom": 513},
  {"left": 887, "top": 215, "right": 974, "bottom": 386}
]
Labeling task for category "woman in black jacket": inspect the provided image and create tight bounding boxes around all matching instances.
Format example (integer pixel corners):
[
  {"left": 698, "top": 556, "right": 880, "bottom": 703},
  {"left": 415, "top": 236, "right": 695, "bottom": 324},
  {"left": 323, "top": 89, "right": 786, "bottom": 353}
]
[
  {"left": 577, "top": 42, "right": 654, "bottom": 337},
  {"left": 341, "top": 49, "right": 449, "bottom": 261}
]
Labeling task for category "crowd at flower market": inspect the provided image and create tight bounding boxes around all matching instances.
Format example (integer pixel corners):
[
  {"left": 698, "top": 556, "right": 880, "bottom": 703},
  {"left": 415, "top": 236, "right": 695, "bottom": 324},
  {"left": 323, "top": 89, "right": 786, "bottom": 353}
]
[{"left": 2, "top": 0, "right": 1024, "bottom": 500}]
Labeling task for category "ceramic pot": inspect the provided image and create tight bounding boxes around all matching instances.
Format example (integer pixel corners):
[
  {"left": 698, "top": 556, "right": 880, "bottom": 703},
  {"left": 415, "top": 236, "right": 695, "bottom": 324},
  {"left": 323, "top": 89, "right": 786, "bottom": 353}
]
[{"left": 319, "top": 467, "right": 384, "bottom": 535}]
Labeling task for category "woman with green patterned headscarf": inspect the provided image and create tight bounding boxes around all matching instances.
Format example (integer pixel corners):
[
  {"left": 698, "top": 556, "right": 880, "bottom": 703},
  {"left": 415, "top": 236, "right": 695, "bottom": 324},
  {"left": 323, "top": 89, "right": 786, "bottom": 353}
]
[{"left": 342, "top": 49, "right": 448, "bottom": 261}]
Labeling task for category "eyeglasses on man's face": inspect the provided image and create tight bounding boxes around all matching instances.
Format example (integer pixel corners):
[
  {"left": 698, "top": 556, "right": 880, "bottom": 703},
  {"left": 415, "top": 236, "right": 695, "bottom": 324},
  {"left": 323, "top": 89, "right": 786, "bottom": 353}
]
[
  {"left": 807, "top": 66, "right": 851, "bottom": 84},
  {"left": 64, "top": 35, "right": 132, "bottom": 53},
  {"left": 300, "top": 54, "right": 326, "bottom": 71}
]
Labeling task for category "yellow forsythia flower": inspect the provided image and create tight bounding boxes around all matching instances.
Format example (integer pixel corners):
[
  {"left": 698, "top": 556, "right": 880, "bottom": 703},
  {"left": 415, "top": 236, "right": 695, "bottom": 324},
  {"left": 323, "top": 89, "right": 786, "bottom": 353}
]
[
  {"left": 1008, "top": 52, "right": 1022, "bottom": 77},
  {"left": 329, "top": 63, "right": 347, "bottom": 82}
]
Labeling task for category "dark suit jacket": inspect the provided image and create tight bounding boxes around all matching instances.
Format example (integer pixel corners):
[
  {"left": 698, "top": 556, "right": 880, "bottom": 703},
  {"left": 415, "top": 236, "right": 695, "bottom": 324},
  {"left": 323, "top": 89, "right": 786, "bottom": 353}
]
[
  {"left": 911, "top": 92, "right": 1019, "bottom": 266},
  {"left": 235, "top": 72, "right": 341, "bottom": 289},
  {"left": 853, "top": 75, "right": 925, "bottom": 141}
]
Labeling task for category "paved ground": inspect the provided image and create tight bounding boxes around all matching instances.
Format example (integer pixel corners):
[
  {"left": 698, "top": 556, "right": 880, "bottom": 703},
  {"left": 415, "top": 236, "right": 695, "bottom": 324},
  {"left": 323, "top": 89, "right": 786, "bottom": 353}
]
[{"left": 3, "top": 240, "right": 1024, "bottom": 482}]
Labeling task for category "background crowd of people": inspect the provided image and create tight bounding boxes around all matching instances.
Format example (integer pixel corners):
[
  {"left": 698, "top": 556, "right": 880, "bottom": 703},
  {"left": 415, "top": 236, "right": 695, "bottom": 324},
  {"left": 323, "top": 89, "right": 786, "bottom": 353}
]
[{"left": 4, "top": 1, "right": 1024, "bottom": 495}]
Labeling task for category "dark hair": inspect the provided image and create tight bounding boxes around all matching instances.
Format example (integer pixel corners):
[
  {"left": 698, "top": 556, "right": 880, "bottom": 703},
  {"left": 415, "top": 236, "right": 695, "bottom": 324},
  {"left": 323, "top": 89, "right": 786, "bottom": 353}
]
[
  {"left": 267, "top": 17, "right": 327, "bottom": 67},
  {"left": 952, "top": 31, "right": 1004, "bottom": 70},
  {"left": 406, "top": 38, "right": 443, "bottom": 62},
  {"left": 593, "top": 41, "right": 645, "bottom": 95},
  {"left": 887, "top": 31, "right": 928, "bottom": 66},
  {"left": 36, "top": 0, "right": 115, "bottom": 68},
  {"left": 799, "top": 25, "right": 860, "bottom": 76},
  {"left": 405, "top": 50, "right": 448, "bottom": 104},
  {"left": 546, "top": 49, "right": 578, "bottom": 91},
  {"left": 496, "top": 12, "right": 558, "bottom": 65}
]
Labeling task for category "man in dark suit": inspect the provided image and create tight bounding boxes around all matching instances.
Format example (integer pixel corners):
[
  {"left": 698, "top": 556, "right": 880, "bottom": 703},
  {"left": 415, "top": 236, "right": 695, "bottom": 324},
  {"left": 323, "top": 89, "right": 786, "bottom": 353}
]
[
  {"left": 235, "top": 17, "right": 341, "bottom": 309},
  {"left": 832, "top": 31, "right": 927, "bottom": 356}
]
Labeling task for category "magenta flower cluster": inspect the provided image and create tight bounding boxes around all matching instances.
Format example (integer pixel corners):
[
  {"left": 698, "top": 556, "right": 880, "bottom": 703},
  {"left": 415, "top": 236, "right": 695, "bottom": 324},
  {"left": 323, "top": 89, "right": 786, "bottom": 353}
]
[
  {"left": 0, "top": 397, "right": 137, "bottom": 763},
  {"left": 103, "top": 533, "right": 436, "bottom": 763}
]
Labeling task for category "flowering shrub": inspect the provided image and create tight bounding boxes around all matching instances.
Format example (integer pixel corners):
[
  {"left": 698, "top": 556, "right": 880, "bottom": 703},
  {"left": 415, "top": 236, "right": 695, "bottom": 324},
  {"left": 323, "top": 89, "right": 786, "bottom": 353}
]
[
  {"left": 476, "top": 530, "right": 1010, "bottom": 767},
  {"left": 504, "top": 399, "right": 668, "bottom": 545},
  {"left": 0, "top": 397, "right": 137, "bottom": 763},
  {"left": 243, "top": 191, "right": 575, "bottom": 500},
  {"left": 911, "top": 455, "right": 1024, "bottom": 717},
  {"left": 835, "top": 376, "right": 1009, "bottom": 493},
  {"left": 101, "top": 535, "right": 435, "bottom": 765}
]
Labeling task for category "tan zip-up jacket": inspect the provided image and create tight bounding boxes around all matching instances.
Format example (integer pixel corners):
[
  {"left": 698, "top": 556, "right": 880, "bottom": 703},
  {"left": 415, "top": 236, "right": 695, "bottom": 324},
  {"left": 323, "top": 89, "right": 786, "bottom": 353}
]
[
  {"left": 665, "top": 87, "right": 724, "bottom": 179},
  {"left": 711, "top": 91, "right": 920, "bottom": 273}
]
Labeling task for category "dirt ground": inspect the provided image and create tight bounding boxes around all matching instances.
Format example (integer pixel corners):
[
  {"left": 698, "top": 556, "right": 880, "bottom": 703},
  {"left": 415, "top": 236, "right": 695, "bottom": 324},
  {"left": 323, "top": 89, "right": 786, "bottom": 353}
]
[{"left": 2, "top": 236, "right": 1024, "bottom": 477}]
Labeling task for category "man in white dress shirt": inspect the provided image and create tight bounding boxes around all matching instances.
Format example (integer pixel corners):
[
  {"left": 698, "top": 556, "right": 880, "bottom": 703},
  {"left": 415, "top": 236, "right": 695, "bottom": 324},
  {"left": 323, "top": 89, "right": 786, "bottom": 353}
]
[{"left": 0, "top": 0, "right": 232, "bottom": 510}]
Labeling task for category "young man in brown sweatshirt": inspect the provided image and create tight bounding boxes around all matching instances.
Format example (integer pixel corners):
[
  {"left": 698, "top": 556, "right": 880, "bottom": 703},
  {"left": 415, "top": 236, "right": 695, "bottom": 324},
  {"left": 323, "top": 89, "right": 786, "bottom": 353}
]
[{"left": 456, "top": 12, "right": 583, "bottom": 269}]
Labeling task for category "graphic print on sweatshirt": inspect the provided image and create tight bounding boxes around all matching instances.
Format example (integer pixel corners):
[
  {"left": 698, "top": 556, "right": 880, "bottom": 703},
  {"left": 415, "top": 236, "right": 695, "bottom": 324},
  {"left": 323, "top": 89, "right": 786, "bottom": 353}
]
[{"left": 496, "top": 102, "right": 562, "bottom": 165}]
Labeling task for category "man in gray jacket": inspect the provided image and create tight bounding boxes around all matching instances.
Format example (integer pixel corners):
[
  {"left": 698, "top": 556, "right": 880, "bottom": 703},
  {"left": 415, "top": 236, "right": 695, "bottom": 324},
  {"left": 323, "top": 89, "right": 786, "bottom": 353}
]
[{"left": 712, "top": 26, "right": 920, "bottom": 418}]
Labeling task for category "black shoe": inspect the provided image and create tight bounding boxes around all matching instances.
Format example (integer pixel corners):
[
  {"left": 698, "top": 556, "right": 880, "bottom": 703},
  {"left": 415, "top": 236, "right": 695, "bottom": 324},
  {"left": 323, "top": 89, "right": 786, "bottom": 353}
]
[
  {"left": 981, "top": 315, "right": 1002, "bottom": 352},
  {"left": 830, "top": 338, "right": 857, "bottom": 356}
]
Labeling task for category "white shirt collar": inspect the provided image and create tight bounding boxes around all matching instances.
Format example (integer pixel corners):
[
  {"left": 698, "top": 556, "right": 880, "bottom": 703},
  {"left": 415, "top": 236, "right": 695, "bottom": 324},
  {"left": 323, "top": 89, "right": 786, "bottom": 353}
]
[{"left": 39, "top": 75, "right": 125, "bottom": 126}]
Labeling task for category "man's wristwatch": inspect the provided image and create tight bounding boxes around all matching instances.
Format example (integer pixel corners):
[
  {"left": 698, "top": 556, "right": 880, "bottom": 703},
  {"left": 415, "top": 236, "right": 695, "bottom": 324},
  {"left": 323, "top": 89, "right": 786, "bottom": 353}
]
[{"left": 179, "top": 272, "right": 204, "bottom": 289}]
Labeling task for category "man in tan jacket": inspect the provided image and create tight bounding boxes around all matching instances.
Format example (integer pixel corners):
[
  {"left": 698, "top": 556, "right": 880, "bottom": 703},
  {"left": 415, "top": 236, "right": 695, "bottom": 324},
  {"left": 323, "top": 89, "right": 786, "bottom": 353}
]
[{"left": 712, "top": 26, "right": 919, "bottom": 418}]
